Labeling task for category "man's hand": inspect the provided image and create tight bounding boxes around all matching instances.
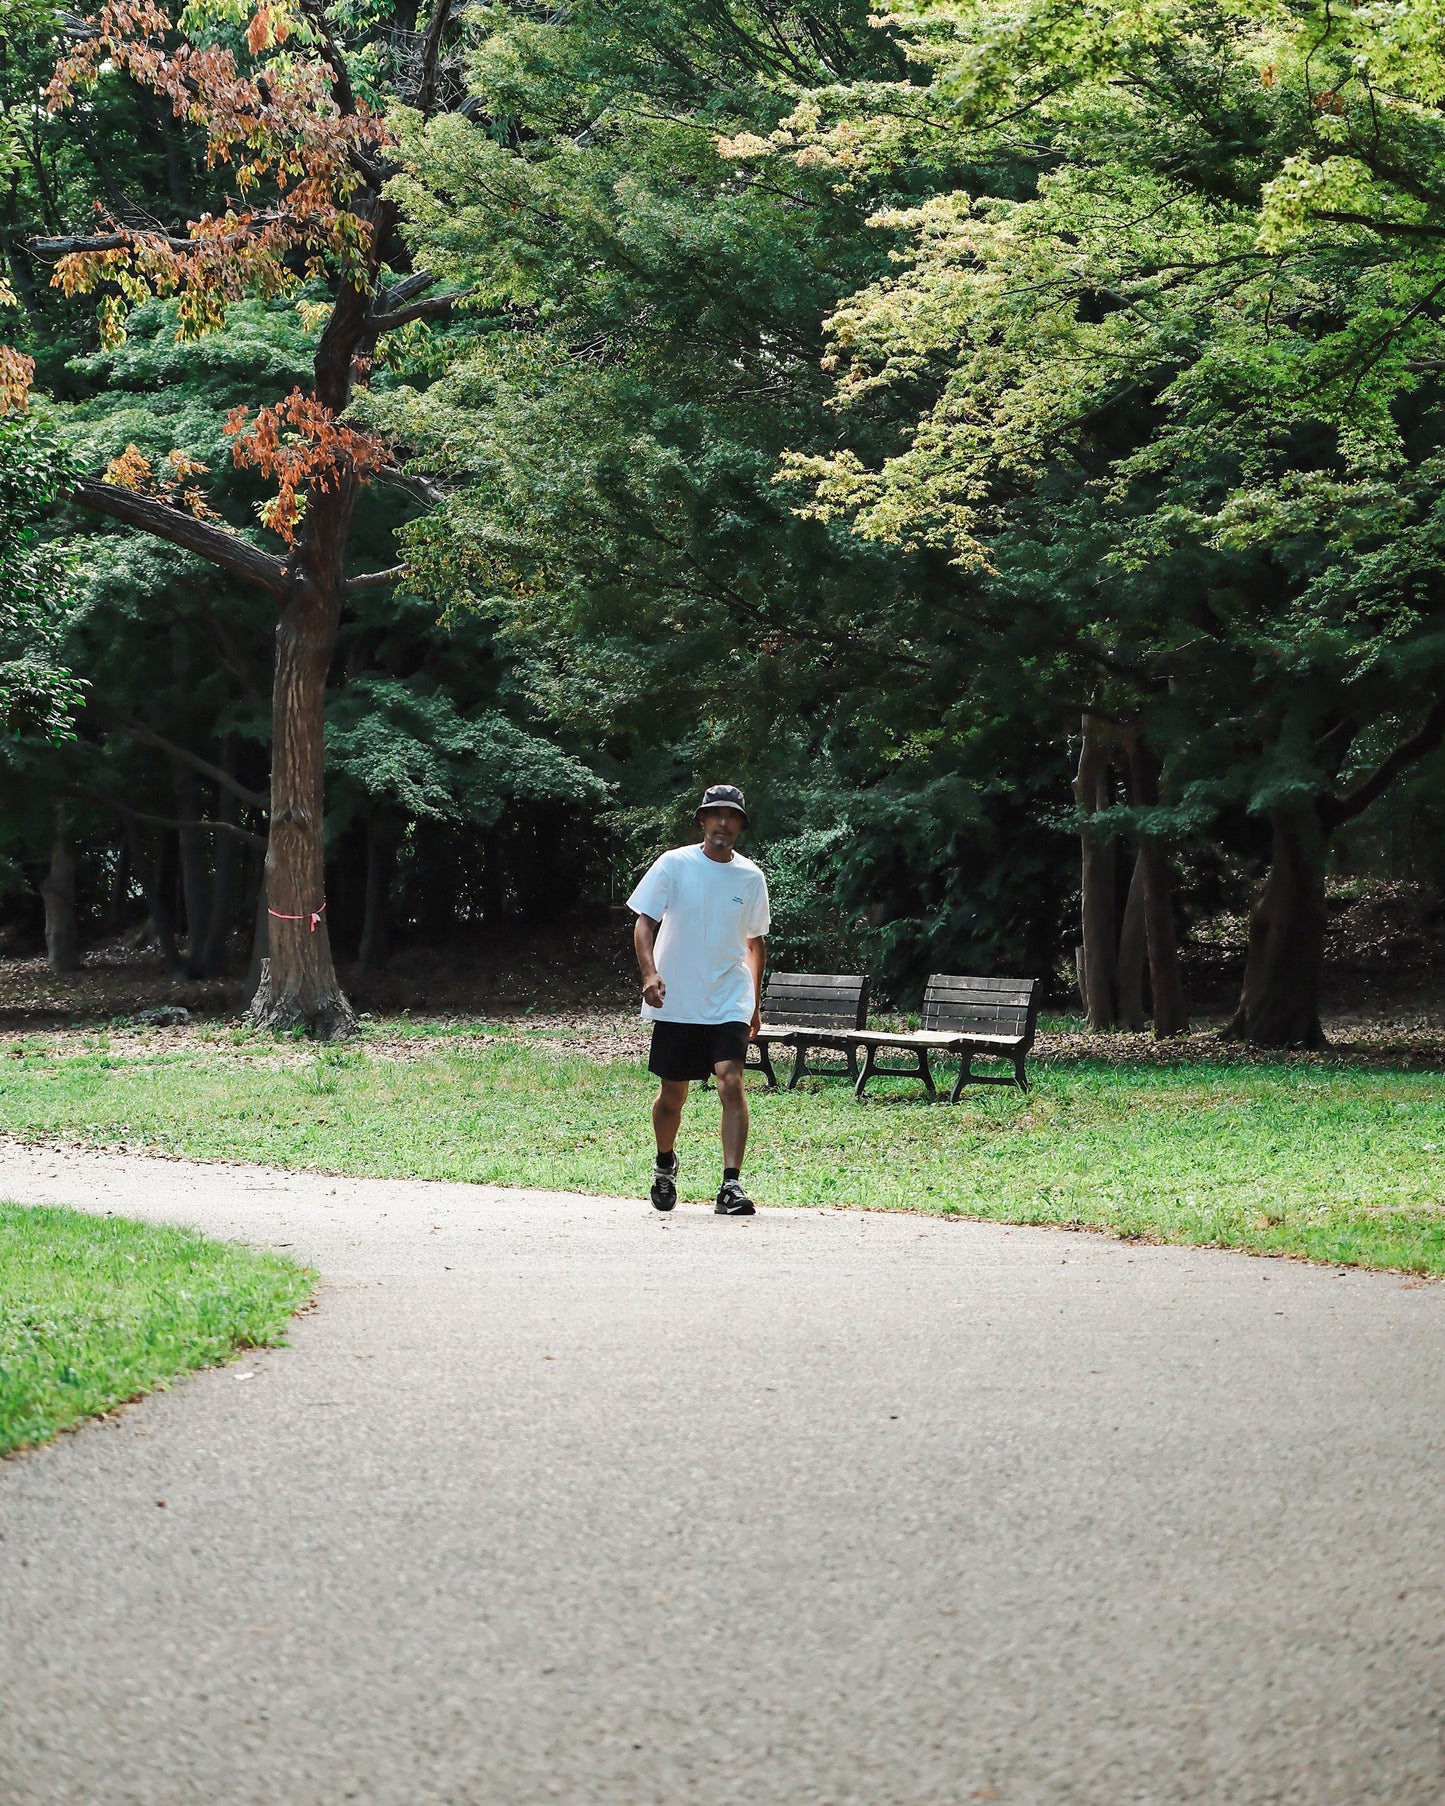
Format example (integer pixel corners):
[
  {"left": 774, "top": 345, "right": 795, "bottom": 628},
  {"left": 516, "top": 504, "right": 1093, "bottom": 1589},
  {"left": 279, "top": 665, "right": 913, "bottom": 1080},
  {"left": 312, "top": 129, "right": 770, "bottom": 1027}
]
[
  {"left": 749, "top": 1003, "right": 761, "bottom": 1041},
  {"left": 634, "top": 913, "right": 665, "bottom": 1010}
]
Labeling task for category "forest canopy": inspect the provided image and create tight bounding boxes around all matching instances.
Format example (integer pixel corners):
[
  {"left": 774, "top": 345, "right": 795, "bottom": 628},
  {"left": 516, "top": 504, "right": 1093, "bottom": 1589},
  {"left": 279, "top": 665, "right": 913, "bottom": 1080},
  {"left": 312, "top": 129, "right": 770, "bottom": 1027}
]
[{"left": 1, "top": 0, "right": 1442, "bottom": 1041}]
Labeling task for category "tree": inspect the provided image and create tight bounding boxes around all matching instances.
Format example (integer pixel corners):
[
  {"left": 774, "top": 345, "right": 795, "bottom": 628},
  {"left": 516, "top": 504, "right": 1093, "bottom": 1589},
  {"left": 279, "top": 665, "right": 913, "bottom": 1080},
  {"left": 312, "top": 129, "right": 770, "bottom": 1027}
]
[
  {"left": 763, "top": 0, "right": 1445, "bottom": 1044},
  {"left": 32, "top": 0, "right": 476, "bottom": 1034},
  {"left": 0, "top": 409, "right": 83, "bottom": 740}
]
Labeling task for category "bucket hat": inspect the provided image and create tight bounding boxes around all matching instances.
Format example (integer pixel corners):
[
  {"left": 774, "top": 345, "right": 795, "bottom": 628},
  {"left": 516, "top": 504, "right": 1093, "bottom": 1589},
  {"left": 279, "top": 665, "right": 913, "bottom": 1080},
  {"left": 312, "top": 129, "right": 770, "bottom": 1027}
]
[{"left": 695, "top": 783, "right": 749, "bottom": 825}]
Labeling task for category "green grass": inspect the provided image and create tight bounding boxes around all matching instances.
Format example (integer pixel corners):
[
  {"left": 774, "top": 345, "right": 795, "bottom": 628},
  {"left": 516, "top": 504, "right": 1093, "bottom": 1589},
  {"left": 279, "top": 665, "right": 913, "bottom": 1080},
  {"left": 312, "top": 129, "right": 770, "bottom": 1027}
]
[
  {"left": 0, "top": 1201, "right": 314, "bottom": 1456},
  {"left": 0, "top": 1033, "right": 1442, "bottom": 1272}
]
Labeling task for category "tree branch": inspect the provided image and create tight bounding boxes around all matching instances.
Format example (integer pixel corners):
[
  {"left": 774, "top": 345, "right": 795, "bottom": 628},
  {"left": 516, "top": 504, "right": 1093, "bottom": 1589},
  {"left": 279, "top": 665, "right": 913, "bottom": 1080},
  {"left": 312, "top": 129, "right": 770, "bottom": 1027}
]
[
  {"left": 378, "top": 270, "right": 439, "bottom": 311},
  {"left": 90, "top": 704, "right": 269, "bottom": 808},
  {"left": 64, "top": 788, "right": 268, "bottom": 847},
  {"left": 346, "top": 566, "right": 409, "bottom": 590},
  {"left": 71, "top": 479, "right": 290, "bottom": 598},
  {"left": 376, "top": 464, "right": 446, "bottom": 507},
  {"left": 411, "top": 0, "right": 456, "bottom": 116},
  {"left": 30, "top": 230, "right": 193, "bottom": 255},
  {"left": 371, "top": 289, "right": 473, "bottom": 333},
  {"left": 1324, "top": 694, "right": 1445, "bottom": 829}
]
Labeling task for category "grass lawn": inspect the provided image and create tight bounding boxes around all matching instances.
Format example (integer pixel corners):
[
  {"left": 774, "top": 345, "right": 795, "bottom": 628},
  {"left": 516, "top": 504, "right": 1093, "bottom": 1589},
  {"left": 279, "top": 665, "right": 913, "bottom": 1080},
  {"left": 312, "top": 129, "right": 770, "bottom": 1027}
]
[
  {"left": 0, "top": 1201, "right": 314, "bottom": 1456},
  {"left": 0, "top": 1028, "right": 1442, "bottom": 1272}
]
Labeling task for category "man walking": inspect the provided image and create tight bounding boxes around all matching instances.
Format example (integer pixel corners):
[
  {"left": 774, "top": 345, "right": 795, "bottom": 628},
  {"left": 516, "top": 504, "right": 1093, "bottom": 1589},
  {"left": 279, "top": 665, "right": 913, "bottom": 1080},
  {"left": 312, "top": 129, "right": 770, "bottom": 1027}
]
[{"left": 628, "top": 784, "right": 770, "bottom": 1215}]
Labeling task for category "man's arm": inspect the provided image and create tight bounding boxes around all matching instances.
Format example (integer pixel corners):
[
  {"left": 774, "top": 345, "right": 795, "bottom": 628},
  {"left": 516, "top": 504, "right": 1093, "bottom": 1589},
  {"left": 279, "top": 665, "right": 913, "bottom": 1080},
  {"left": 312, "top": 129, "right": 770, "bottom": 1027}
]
[
  {"left": 634, "top": 913, "right": 665, "bottom": 1009},
  {"left": 746, "top": 935, "right": 766, "bottom": 1039}
]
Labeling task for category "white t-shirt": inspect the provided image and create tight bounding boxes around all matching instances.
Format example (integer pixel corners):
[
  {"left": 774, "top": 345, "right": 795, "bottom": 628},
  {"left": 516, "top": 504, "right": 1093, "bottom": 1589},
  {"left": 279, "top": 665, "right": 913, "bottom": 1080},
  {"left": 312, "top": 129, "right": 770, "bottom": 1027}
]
[{"left": 627, "top": 843, "right": 770, "bottom": 1025}]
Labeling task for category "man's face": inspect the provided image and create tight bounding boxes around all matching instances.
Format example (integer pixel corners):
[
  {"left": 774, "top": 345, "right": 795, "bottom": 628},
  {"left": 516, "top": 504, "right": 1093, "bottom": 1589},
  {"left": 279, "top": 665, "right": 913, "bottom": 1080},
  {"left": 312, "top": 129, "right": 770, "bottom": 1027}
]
[{"left": 698, "top": 807, "right": 743, "bottom": 854}]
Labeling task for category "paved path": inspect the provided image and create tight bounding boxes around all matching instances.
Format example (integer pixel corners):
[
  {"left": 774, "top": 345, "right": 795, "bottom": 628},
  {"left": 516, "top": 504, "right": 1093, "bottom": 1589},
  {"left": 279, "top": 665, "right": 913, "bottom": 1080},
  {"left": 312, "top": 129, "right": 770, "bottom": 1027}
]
[{"left": 1, "top": 1142, "right": 1442, "bottom": 1805}]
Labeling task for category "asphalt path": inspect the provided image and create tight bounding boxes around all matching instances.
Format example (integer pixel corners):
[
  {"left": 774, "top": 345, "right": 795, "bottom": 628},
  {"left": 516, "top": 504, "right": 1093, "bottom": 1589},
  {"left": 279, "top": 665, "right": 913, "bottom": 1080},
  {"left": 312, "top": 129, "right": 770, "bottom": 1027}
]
[{"left": 1, "top": 1140, "right": 1442, "bottom": 1806}]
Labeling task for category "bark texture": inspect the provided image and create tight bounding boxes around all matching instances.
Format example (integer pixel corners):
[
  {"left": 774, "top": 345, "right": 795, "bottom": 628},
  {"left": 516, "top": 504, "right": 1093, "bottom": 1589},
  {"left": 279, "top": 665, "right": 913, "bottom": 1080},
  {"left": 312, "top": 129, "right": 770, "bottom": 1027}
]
[
  {"left": 1224, "top": 807, "right": 1329, "bottom": 1049},
  {"left": 247, "top": 554, "right": 356, "bottom": 1038}
]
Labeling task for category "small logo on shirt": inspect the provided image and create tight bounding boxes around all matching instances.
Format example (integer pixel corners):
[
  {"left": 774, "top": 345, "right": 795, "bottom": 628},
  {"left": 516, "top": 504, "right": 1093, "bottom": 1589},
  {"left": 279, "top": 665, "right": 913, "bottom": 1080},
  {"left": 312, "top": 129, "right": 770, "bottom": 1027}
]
[{"left": 732, "top": 894, "right": 744, "bottom": 905}]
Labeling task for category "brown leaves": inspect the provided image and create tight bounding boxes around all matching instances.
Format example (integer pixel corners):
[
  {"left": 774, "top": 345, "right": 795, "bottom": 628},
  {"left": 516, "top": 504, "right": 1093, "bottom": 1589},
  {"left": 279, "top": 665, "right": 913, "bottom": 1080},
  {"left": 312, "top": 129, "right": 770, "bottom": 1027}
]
[
  {"left": 225, "top": 390, "right": 388, "bottom": 543},
  {"left": 0, "top": 345, "right": 33, "bottom": 415},
  {"left": 101, "top": 444, "right": 221, "bottom": 520},
  {"left": 0, "top": 276, "right": 31, "bottom": 414},
  {"left": 46, "top": 0, "right": 393, "bottom": 343}
]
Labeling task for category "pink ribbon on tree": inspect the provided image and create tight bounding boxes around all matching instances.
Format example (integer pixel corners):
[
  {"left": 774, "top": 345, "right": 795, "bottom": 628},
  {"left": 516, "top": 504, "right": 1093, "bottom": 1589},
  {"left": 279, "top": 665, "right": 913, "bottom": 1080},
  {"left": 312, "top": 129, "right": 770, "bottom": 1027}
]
[{"left": 268, "top": 902, "right": 327, "bottom": 933}]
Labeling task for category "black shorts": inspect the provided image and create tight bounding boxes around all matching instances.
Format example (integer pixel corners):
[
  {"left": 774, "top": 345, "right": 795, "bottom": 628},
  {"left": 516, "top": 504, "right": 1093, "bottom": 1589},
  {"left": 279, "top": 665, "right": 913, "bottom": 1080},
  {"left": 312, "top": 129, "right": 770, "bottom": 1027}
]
[{"left": 648, "top": 1020, "right": 751, "bottom": 1081}]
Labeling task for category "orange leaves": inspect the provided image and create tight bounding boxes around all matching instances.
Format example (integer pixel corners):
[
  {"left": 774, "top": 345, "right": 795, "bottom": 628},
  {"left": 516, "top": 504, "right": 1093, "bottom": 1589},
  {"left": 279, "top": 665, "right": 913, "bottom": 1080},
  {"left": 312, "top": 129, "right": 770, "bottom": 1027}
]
[
  {"left": 0, "top": 277, "right": 30, "bottom": 414},
  {"left": 246, "top": 4, "right": 290, "bottom": 53},
  {"left": 46, "top": 0, "right": 393, "bottom": 342},
  {"left": 102, "top": 444, "right": 154, "bottom": 490},
  {"left": 0, "top": 346, "right": 34, "bottom": 415},
  {"left": 102, "top": 443, "right": 220, "bottom": 519},
  {"left": 225, "top": 389, "right": 388, "bottom": 544}
]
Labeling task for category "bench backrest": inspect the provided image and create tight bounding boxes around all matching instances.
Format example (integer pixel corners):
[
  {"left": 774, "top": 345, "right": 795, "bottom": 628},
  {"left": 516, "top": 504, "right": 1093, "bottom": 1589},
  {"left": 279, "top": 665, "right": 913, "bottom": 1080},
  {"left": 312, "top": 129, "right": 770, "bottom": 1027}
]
[
  {"left": 762, "top": 971, "right": 869, "bottom": 1030},
  {"left": 922, "top": 974, "right": 1039, "bottom": 1047}
]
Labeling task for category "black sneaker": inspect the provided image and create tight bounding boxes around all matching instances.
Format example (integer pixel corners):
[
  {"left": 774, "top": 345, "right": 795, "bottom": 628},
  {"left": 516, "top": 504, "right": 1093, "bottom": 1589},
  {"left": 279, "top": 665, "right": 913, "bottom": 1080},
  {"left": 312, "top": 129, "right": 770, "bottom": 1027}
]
[
  {"left": 715, "top": 1178, "right": 755, "bottom": 1216},
  {"left": 650, "top": 1157, "right": 678, "bottom": 1212}
]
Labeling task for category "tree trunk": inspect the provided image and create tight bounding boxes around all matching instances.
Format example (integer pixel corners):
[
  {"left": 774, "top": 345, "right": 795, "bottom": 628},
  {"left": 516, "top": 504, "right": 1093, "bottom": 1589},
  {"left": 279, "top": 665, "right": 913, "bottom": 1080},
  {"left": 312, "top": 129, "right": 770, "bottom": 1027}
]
[
  {"left": 247, "top": 552, "right": 356, "bottom": 1038},
  {"left": 105, "top": 837, "right": 131, "bottom": 935},
  {"left": 174, "top": 765, "right": 214, "bottom": 977},
  {"left": 1223, "top": 806, "right": 1329, "bottom": 1049},
  {"left": 39, "top": 805, "right": 81, "bottom": 973},
  {"left": 1116, "top": 849, "right": 1148, "bottom": 1032},
  {"left": 200, "top": 741, "right": 241, "bottom": 978},
  {"left": 1073, "top": 715, "right": 1116, "bottom": 1030},
  {"left": 126, "top": 822, "right": 184, "bottom": 976},
  {"left": 1123, "top": 733, "right": 1189, "bottom": 1040},
  {"left": 355, "top": 812, "right": 396, "bottom": 975}
]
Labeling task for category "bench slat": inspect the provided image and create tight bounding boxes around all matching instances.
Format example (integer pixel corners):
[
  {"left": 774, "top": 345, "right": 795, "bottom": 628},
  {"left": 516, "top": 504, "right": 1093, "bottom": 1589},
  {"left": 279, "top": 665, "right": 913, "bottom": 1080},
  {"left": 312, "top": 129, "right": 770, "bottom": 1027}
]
[
  {"left": 767, "top": 973, "right": 868, "bottom": 990},
  {"left": 762, "top": 972, "right": 868, "bottom": 1030}
]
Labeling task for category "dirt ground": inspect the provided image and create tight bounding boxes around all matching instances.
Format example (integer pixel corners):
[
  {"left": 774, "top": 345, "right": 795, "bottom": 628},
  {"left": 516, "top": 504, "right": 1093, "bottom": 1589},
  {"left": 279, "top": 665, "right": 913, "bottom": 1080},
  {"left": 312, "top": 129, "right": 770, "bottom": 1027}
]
[{"left": 2, "top": 898, "right": 1442, "bottom": 1068}]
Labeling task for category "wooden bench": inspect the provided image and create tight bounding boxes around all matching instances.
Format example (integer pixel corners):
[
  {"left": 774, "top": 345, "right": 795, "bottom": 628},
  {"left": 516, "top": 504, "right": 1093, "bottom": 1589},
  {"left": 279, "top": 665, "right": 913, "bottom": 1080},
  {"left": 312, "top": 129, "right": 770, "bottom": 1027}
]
[
  {"left": 849, "top": 975, "right": 1039, "bottom": 1102},
  {"left": 749, "top": 971, "right": 870, "bottom": 1089}
]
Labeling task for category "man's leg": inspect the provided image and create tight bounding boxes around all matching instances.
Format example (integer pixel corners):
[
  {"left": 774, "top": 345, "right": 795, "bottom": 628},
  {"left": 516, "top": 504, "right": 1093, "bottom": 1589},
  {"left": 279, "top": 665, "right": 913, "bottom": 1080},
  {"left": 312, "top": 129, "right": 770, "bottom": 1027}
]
[
  {"left": 653, "top": 1078, "right": 689, "bottom": 1156},
  {"left": 650, "top": 1078, "right": 688, "bottom": 1212},
  {"left": 714, "top": 1061, "right": 749, "bottom": 1169},
  {"left": 713, "top": 1060, "right": 755, "bottom": 1214}
]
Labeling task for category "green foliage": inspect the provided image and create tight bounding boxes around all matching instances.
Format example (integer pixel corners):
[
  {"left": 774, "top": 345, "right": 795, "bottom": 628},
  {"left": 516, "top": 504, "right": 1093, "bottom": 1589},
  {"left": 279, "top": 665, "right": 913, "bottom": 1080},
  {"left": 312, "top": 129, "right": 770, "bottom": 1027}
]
[
  {"left": 776, "top": 0, "right": 1445, "bottom": 846},
  {"left": 0, "top": 1199, "right": 313, "bottom": 1454},
  {"left": 326, "top": 675, "right": 607, "bottom": 826},
  {"left": 0, "top": 417, "right": 84, "bottom": 740}
]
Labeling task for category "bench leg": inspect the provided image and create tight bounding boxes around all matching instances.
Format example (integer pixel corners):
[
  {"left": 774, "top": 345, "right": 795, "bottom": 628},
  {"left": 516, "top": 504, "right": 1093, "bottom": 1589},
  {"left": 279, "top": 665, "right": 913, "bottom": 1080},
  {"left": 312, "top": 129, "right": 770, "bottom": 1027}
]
[
  {"left": 854, "top": 1043, "right": 877, "bottom": 1100},
  {"left": 787, "top": 1041, "right": 809, "bottom": 1090},
  {"left": 756, "top": 1039, "right": 778, "bottom": 1089},
  {"left": 845, "top": 1043, "right": 859, "bottom": 1081},
  {"left": 1014, "top": 1056, "right": 1029, "bottom": 1092},
  {"left": 949, "top": 1052, "right": 973, "bottom": 1105},
  {"left": 917, "top": 1048, "right": 936, "bottom": 1098}
]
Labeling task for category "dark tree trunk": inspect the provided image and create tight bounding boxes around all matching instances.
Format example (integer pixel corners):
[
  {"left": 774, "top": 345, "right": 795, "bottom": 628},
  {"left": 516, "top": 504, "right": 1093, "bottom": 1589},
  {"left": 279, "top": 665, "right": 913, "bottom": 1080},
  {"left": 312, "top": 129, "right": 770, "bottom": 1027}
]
[
  {"left": 1073, "top": 715, "right": 1116, "bottom": 1030},
  {"left": 127, "top": 823, "right": 184, "bottom": 976},
  {"left": 174, "top": 765, "right": 214, "bottom": 977},
  {"left": 355, "top": 812, "right": 396, "bottom": 975},
  {"left": 1116, "top": 849, "right": 1148, "bottom": 1032},
  {"left": 1124, "top": 734, "right": 1189, "bottom": 1040},
  {"left": 200, "top": 739, "right": 242, "bottom": 977},
  {"left": 1224, "top": 806, "right": 1329, "bottom": 1048},
  {"left": 247, "top": 508, "right": 356, "bottom": 1038},
  {"left": 105, "top": 837, "right": 131, "bottom": 934},
  {"left": 39, "top": 805, "right": 81, "bottom": 973}
]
